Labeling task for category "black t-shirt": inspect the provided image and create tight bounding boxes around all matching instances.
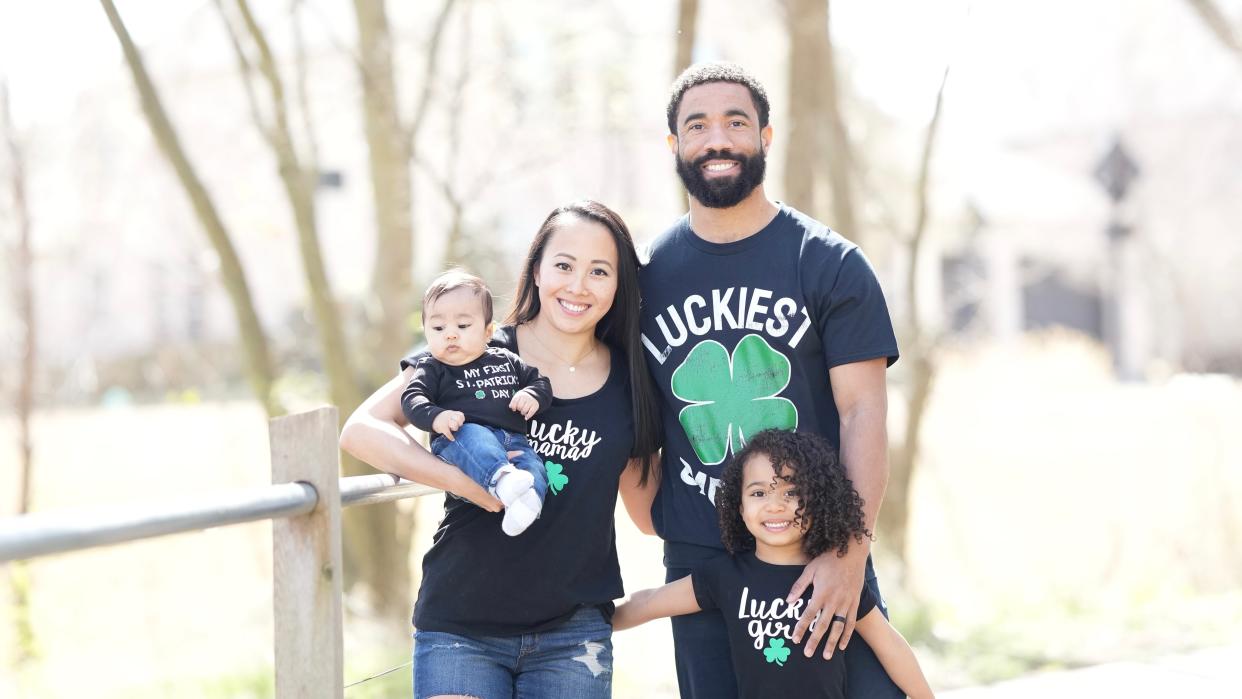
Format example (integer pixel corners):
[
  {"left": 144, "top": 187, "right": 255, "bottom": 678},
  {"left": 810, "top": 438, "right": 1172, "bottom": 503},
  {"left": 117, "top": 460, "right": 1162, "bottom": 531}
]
[
  {"left": 401, "top": 326, "right": 634, "bottom": 636},
  {"left": 640, "top": 205, "right": 899, "bottom": 549},
  {"left": 691, "top": 553, "right": 877, "bottom": 699},
  {"left": 400, "top": 347, "right": 553, "bottom": 434}
]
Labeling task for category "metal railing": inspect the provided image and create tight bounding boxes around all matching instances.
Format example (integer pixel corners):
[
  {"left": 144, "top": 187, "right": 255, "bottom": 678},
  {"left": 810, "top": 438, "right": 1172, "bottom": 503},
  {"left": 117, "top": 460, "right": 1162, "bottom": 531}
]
[{"left": 0, "top": 406, "right": 428, "bottom": 698}]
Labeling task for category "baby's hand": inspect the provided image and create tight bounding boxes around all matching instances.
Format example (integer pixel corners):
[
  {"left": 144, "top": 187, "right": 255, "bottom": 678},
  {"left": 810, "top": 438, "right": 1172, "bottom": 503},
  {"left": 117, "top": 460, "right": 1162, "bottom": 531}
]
[
  {"left": 432, "top": 410, "right": 465, "bottom": 440},
  {"left": 509, "top": 390, "right": 541, "bottom": 419}
]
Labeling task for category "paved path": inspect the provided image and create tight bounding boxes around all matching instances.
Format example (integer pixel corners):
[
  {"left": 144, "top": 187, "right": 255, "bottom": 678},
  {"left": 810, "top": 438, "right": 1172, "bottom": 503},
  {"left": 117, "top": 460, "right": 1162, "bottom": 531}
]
[{"left": 942, "top": 644, "right": 1242, "bottom": 698}]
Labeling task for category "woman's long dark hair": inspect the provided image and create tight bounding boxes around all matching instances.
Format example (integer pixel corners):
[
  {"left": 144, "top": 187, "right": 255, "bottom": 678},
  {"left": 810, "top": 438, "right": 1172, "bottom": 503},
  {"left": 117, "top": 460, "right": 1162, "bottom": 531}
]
[{"left": 505, "top": 200, "right": 662, "bottom": 484}]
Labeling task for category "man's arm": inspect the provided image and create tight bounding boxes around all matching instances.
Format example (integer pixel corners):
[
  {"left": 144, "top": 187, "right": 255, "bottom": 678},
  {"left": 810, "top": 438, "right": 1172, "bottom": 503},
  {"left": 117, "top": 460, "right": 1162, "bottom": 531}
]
[
  {"left": 618, "top": 457, "right": 660, "bottom": 535},
  {"left": 788, "top": 357, "right": 889, "bottom": 658}
]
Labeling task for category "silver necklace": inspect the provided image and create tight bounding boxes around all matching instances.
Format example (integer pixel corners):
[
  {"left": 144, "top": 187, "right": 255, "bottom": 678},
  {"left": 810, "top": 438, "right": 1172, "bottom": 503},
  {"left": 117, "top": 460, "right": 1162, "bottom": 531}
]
[{"left": 527, "top": 325, "right": 598, "bottom": 373}]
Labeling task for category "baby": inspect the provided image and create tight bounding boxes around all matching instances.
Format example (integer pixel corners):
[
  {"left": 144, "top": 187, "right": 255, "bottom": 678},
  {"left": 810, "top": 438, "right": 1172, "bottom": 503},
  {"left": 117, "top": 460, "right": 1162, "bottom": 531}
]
[{"left": 401, "top": 270, "right": 551, "bottom": 535}]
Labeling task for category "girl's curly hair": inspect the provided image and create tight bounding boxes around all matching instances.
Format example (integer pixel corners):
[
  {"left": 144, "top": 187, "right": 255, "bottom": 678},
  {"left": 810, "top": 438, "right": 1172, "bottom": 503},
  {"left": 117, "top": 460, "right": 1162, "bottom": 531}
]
[{"left": 717, "top": 429, "right": 871, "bottom": 558}]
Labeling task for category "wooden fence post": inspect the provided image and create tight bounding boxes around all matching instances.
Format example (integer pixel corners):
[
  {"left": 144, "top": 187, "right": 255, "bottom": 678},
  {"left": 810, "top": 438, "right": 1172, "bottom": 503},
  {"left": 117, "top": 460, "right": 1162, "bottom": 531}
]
[{"left": 270, "top": 406, "right": 344, "bottom": 698}]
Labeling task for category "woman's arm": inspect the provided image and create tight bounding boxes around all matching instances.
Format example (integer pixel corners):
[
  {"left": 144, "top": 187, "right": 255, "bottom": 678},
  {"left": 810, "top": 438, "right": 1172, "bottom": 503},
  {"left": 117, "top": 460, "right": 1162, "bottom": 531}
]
[
  {"left": 854, "top": 608, "right": 935, "bottom": 699},
  {"left": 618, "top": 457, "right": 659, "bottom": 535},
  {"left": 339, "top": 368, "right": 502, "bottom": 511},
  {"left": 612, "top": 576, "right": 700, "bottom": 631}
]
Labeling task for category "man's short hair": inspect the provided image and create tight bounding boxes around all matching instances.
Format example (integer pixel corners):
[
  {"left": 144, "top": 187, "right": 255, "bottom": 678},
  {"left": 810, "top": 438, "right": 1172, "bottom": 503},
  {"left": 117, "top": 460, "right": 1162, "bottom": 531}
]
[
  {"left": 422, "top": 269, "right": 494, "bottom": 325},
  {"left": 666, "top": 62, "right": 771, "bottom": 135}
]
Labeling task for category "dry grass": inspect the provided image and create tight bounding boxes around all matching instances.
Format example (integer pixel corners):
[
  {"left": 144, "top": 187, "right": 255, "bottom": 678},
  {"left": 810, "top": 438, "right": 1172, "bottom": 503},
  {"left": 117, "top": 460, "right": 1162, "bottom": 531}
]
[{"left": 1, "top": 333, "right": 1239, "bottom": 696}]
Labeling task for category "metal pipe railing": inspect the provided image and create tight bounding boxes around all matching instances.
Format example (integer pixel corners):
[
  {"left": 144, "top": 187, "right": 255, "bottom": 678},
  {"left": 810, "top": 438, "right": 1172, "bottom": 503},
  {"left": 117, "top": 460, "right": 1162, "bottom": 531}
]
[
  {"left": 0, "top": 481, "right": 319, "bottom": 563},
  {"left": 0, "top": 474, "right": 444, "bottom": 564},
  {"left": 0, "top": 407, "right": 442, "bottom": 699}
]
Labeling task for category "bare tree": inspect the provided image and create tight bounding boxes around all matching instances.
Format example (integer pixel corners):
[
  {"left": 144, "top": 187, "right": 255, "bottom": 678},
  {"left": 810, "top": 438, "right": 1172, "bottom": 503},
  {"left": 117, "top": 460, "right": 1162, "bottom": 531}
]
[
  {"left": 217, "top": 0, "right": 422, "bottom": 619},
  {"left": 2, "top": 79, "right": 38, "bottom": 668},
  {"left": 351, "top": 0, "right": 457, "bottom": 384},
  {"left": 216, "top": 0, "right": 359, "bottom": 418},
  {"left": 877, "top": 66, "right": 951, "bottom": 570},
  {"left": 784, "top": 0, "right": 860, "bottom": 244},
  {"left": 671, "top": 0, "right": 699, "bottom": 208},
  {"left": 673, "top": 0, "right": 699, "bottom": 77},
  {"left": 97, "top": 0, "right": 281, "bottom": 417},
  {"left": 1186, "top": 0, "right": 1242, "bottom": 59}
]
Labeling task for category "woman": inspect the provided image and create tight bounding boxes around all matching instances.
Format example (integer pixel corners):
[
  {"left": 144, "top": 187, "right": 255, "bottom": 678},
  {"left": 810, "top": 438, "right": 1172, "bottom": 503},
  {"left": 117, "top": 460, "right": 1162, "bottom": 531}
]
[{"left": 339, "top": 200, "right": 661, "bottom": 699}]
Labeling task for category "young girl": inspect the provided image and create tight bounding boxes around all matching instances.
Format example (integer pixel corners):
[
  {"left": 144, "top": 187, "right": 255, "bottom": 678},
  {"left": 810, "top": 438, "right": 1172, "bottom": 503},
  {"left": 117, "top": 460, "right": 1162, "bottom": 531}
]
[{"left": 613, "top": 429, "right": 934, "bottom": 698}]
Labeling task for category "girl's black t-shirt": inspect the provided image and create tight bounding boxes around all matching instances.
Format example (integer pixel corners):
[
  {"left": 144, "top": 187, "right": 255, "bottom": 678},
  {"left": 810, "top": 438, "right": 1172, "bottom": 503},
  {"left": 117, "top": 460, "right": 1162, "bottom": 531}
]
[
  {"left": 402, "top": 326, "right": 635, "bottom": 636},
  {"left": 691, "top": 552, "right": 877, "bottom": 699}
]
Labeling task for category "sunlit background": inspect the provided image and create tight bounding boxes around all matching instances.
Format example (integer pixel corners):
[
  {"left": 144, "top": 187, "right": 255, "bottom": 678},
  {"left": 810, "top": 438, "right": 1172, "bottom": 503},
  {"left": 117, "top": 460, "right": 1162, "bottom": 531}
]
[{"left": 2, "top": 0, "right": 1240, "bottom": 696}]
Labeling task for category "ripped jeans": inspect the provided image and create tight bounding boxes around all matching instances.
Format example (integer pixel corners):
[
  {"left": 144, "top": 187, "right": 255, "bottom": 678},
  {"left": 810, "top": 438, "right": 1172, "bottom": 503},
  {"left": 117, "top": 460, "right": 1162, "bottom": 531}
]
[{"left": 412, "top": 606, "right": 613, "bottom": 699}]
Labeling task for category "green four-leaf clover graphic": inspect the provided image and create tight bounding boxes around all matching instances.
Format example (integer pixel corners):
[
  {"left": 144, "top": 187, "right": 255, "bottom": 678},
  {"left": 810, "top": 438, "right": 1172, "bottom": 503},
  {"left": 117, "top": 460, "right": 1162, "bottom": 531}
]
[
  {"left": 545, "top": 460, "right": 568, "bottom": 495},
  {"left": 763, "top": 637, "right": 791, "bottom": 666},
  {"left": 671, "top": 334, "right": 797, "bottom": 465}
]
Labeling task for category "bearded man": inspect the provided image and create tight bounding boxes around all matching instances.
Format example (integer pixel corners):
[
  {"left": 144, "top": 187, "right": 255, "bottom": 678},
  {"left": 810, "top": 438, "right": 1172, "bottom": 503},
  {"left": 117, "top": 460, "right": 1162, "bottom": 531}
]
[{"left": 639, "top": 62, "right": 904, "bottom": 699}]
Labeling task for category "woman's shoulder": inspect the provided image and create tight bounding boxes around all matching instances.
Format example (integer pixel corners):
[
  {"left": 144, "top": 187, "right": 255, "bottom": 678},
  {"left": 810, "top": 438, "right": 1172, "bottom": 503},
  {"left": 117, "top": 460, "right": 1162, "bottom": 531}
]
[
  {"left": 490, "top": 325, "right": 519, "bottom": 352},
  {"left": 398, "top": 346, "right": 429, "bottom": 372}
]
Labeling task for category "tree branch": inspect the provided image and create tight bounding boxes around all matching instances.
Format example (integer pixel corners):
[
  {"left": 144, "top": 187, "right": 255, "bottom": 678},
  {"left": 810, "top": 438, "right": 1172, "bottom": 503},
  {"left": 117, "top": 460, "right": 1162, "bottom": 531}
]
[
  {"left": 1186, "top": 0, "right": 1242, "bottom": 59},
  {"left": 290, "top": 0, "right": 321, "bottom": 169},
  {"left": 212, "top": 0, "right": 277, "bottom": 150},
  {"left": 906, "top": 65, "right": 950, "bottom": 337},
  {"left": 97, "top": 0, "right": 280, "bottom": 416},
  {"left": 406, "top": 0, "right": 457, "bottom": 155}
]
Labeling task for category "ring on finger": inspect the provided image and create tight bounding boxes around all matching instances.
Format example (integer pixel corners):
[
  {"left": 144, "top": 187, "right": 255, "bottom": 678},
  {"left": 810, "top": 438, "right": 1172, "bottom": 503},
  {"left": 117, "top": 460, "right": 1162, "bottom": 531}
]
[{"left": 830, "top": 614, "right": 847, "bottom": 626}]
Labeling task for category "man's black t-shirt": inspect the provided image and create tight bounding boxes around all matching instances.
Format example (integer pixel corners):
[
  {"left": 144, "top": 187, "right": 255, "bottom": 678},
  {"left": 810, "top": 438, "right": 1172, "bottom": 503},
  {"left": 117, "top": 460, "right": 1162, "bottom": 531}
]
[
  {"left": 691, "top": 553, "right": 878, "bottom": 699},
  {"left": 640, "top": 204, "right": 899, "bottom": 550},
  {"left": 401, "top": 347, "right": 553, "bottom": 434},
  {"left": 402, "top": 327, "right": 634, "bottom": 635}
]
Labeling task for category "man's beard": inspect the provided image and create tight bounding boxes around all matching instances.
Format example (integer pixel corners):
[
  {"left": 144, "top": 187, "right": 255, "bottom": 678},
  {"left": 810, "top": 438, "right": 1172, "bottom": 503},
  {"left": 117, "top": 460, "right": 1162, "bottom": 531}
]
[{"left": 675, "top": 147, "right": 766, "bottom": 209}]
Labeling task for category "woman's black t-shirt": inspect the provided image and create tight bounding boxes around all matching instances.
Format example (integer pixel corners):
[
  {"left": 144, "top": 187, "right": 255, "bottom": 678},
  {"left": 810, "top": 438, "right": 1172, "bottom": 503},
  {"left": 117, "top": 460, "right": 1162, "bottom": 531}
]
[
  {"left": 402, "top": 326, "right": 635, "bottom": 636},
  {"left": 691, "top": 552, "right": 878, "bottom": 699}
]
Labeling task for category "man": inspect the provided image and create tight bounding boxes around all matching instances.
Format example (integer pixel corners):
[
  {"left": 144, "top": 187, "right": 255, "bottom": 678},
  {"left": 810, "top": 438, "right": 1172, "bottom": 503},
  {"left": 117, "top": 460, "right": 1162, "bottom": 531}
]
[{"left": 640, "top": 62, "right": 903, "bottom": 698}]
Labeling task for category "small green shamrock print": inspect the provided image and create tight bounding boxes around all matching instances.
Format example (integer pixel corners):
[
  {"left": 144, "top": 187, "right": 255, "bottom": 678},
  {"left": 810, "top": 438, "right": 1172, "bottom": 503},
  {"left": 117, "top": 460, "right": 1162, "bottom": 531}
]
[
  {"left": 545, "top": 460, "right": 568, "bottom": 495},
  {"left": 671, "top": 334, "right": 798, "bottom": 465},
  {"left": 763, "top": 637, "right": 791, "bottom": 667},
  {"left": 474, "top": 390, "right": 485, "bottom": 399}
]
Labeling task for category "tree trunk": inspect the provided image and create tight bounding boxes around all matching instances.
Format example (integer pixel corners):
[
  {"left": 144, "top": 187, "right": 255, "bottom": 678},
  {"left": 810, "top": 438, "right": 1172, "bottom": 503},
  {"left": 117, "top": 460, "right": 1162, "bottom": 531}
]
[
  {"left": 353, "top": 0, "right": 415, "bottom": 385},
  {"left": 226, "top": 0, "right": 412, "bottom": 619},
  {"left": 230, "top": 0, "right": 358, "bottom": 415},
  {"left": 880, "top": 67, "right": 950, "bottom": 570},
  {"left": 3, "top": 79, "right": 39, "bottom": 668},
  {"left": 672, "top": 0, "right": 699, "bottom": 209},
  {"left": 99, "top": 0, "right": 281, "bottom": 417},
  {"left": 785, "top": 0, "right": 859, "bottom": 243},
  {"left": 673, "top": 0, "right": 699, "bottom": 76},
  {"left": 878, "top": 347, "right": 932, "bottom": 567}
]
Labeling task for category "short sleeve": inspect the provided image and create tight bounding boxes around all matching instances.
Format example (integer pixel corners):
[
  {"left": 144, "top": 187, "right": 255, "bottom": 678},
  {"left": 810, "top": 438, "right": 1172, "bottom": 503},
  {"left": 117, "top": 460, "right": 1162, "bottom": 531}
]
[
  {"left": 689, "top": 568, "right": 720, "bottom": 612},
  {"left": 811, "top": 247, "right": 899, "bottom": 369},
  {"left": 398, "top": 347, "right": 429, "bottom": 372},
  {"left": 856, "top": 580, "right": 879, "bottom": 621}
]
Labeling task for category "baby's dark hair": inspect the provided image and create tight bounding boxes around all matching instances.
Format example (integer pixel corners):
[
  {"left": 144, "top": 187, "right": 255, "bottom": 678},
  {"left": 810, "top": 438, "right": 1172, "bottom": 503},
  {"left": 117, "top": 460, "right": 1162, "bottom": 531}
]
[
  {"left": 422, "top": 268, "right": 493, "bottom": 325},
  {"left": 717, "top": 429, "right": 871, "bottom": 559}
]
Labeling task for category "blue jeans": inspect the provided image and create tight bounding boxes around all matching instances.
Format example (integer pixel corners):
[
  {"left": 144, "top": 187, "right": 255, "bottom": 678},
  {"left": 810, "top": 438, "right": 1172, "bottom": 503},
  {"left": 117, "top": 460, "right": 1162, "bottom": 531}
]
[
  {"left": 413, "top": 606, "right": 613, "bottom": 699},
  {"left": 664, "top": 542, "right": 903, "bottom": 699},
  {"left": 431, "top": 423, "right": 548, "bottom": 500}
]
